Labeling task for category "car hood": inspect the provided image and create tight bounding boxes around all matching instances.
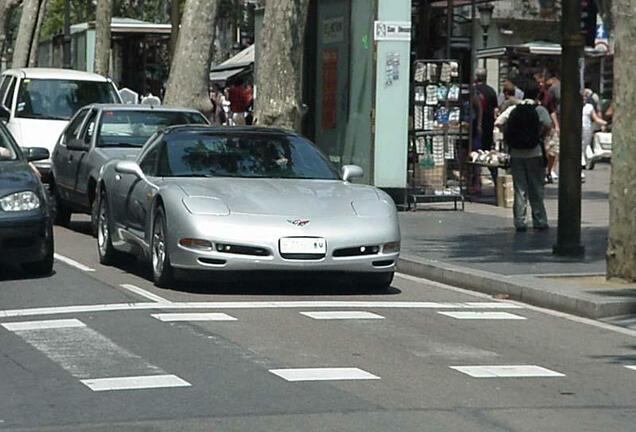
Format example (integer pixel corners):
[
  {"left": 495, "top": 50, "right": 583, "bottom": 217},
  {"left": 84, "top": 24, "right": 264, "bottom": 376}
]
[
  {"left": 172, "top": 177, "right": 379, "bottom": 217},
  {"left": 11, "top": 118, "right": 68, "bottom": 152},
  {"left": 0, "top": 161, "right": 39, "bottom": 197}
]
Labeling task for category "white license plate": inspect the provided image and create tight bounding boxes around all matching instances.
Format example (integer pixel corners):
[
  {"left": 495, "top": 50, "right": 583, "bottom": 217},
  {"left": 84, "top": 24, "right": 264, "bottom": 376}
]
[{"left": 280, "top": 237, "right": 326, "bottom": 254}]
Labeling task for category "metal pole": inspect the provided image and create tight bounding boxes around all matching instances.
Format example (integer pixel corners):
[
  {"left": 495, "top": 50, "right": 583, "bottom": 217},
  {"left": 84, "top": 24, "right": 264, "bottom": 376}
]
[
  {"left": 63, "top": 0, "right": 71, "bottom": 68},
  {"left": 447, "top": 0, "right": 453, "bottom": 58},
  {"left": 553, "top": 0, "right": 585, "bottom": 257}
]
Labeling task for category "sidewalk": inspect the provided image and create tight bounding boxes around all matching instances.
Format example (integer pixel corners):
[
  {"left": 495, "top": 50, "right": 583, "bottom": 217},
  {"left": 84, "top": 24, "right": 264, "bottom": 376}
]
[{"left": 397, "top": 163, "right": 636, "bottom": 319}]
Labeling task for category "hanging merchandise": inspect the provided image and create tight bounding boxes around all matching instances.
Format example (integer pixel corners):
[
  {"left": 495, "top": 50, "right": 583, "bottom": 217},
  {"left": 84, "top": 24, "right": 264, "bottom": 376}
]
[{"left": 408, "top": 59, "right": 470, "bottom": 210}]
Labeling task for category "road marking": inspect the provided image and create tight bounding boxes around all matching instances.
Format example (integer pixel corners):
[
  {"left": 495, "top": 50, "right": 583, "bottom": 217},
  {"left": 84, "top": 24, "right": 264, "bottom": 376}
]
[
  {"left": 300, "top": 311, "right": 385, "bottom": 320},
  {"left": 5, "top": 318, "right": 163, "bottom": 380},
  {"left": 450, "top": 365, "right": 565, "bottom": 378},
  {"left": 437, "top": 311, "right": 526, "bottom": 320},
  {"left": 625, "top": 365, "right": 636, "bottom": 371},
  {"left": 269, "top": 367, "right": 380, "bottom": 382},
  {"left": 395, "top": 273, "right": 636, "bottom": 338},
  {"left": 151, "top": 313, "right": 237, "bottom": 322},
  {"left": 80, "top": 374, "right": 191, "bottom": 391},
  {"left": 1, "top": 318, "right": 86, "bottom": 331},
  {"left": 0, "top": 300, "right": 523, "bottom": 319},
  {"left": 120, "top": 284, "right": 172, "bottom": 303},
  {"left": 54, "top": 254, "right": 95, "bottom": 272}
]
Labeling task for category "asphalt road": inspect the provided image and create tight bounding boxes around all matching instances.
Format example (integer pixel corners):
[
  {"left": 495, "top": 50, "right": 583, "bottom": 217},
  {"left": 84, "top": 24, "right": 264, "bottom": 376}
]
[{"left": 0, "top": 216, "right": 635, "bottom": 431}]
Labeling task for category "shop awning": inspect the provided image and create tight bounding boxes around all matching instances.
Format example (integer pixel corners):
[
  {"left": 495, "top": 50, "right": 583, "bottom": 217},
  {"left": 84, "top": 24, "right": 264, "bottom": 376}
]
[
  {"left": 209, "top": 45, "right": 254, "bottom": 83},
  {"left": 477, "top": 41, "right": 607, "bottom": 59}
]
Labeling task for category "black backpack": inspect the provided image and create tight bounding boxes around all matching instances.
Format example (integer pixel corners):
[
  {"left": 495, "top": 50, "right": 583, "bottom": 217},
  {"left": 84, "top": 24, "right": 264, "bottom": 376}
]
[{"left": 504, "top": 104, "right": 541, "bottom": 149}]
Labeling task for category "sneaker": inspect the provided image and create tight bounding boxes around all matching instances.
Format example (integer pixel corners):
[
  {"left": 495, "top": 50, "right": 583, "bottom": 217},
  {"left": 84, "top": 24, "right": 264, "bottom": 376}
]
[
  {"left": 550, "top": 171, "right": 559, "bottom": 180},
  {"left": 581, "top": 172, "right": 586, "bottom": 183},
  {"left": 545, "top": 174, "right": 554, "bottom": 184}
]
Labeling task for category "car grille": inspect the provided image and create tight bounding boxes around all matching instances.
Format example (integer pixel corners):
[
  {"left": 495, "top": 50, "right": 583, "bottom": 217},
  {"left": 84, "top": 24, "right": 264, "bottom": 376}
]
[{"left": 280, "top": 252, "right": 326, "bottom": 260}]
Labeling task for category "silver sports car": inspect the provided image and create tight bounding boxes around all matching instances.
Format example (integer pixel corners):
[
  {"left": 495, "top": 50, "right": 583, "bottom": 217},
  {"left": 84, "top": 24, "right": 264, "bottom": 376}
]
[{"left": 96, "top": 126, "right": 400, "bottom": 289}]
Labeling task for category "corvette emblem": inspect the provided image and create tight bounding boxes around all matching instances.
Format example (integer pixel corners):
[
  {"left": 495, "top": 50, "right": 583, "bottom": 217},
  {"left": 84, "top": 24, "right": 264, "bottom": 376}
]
[{"left": 287, "top": 219, "right": 310, "bottom": 227}]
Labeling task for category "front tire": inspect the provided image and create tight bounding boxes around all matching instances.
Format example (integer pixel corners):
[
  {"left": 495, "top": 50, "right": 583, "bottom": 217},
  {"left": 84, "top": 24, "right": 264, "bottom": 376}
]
[
  {"left": 51, "top": 185, "right": 71, "bottom": 227},
  {"left": 151, "top": 206, "right": 175, "bottom": 288},
  {"left": 97, "top": 191, "right": 119, "bottom": 265}
]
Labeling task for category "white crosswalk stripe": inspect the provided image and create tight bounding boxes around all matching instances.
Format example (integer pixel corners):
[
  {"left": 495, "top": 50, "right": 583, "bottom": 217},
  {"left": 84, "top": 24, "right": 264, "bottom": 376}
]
[
  {"left": 2, "top": 318, "right": 190, "bottom": 391},
  {"left": 269, "top": 367, "right": 380, "bottom": 382},
  {"left": 300, "top": 311, "right": 385, "bottom": 320},
  {"left": 437, "top": 311, "right": 526, "bottom": 320},
  {"left": 151, "top": 313, "right": 237, "bottom": 322},
  {"left": 450, "top": 365, "right": 565, "bottom": 378}
]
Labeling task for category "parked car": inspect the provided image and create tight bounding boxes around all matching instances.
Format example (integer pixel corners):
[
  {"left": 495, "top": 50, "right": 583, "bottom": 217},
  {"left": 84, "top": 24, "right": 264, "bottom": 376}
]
[
  {"left": 51, "top": 104, "right": 209, "bottom": 231},
  {"left": 0, "top": 122, "right": 54, "bottom": 275},
  {"left": 0, "top": 68, "right": 122, "bottom": 182},
  {"left": 96, "top": 126, "right": 400, "bottom": 289}
]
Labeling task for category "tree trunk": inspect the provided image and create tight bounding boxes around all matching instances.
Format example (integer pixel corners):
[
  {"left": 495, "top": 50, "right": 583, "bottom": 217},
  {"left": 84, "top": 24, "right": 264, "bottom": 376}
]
[
  {"left": 169, "top": 0, "right": 183, "bottom": 63},
  {"left": 254, "top": 0, "right": 310, "bottom": 131},
  {"left": 94, "top": 0, "right": 113, "bottom": 76},
  {"left": 607, "top": 0, "right": 636, "bottom": 282},
  {"left": 27, "top": 0, "right": 47, "bottom": 67},
  {"left": 163, "top": 0, "right": 218, "bottom": 117},
  {"left": 0, "top": 0, "right": 21, "bottom": 64},
  {"left": 12, "top": 0, "right": 40, "bottom": 68}
]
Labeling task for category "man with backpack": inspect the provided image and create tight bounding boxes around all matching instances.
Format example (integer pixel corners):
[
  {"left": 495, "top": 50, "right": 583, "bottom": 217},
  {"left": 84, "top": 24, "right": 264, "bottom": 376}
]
[{"left": 495, "top": 85, "right": 553, "bottom": 231}]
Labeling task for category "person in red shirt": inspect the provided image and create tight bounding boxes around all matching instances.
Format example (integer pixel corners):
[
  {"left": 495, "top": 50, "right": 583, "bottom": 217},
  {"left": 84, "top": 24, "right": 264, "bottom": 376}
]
[{"left": 227, "top": 78, "right": 251, "bottom": 125}]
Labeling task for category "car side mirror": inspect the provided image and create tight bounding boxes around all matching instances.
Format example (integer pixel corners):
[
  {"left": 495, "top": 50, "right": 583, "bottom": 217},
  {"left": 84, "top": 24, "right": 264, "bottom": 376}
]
[
  {"left": 66, "top": 138, "right": 86, "bottom": 151},
  {"left": 22, "top": 147, "right": 50, "bottom": 162},
  {"left": 341, "top": 164, "right": 364, "bottom": 182},
  {"left": 0, "top": 105, "right": 10, "bottom": 122},
  {"left": 115, "top": 160, "right": 157, "bottom": 188}
]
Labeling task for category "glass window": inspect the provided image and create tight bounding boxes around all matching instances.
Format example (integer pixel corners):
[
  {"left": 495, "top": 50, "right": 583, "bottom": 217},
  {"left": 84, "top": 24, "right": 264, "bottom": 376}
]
[
  {"left": 97, "top": 110, "right": 208, "bottom": 148},
  {"left": 62, "top": 109, "right": 89, "bottom": 145},
  {"left": 0, "top": 126, "right": 18, "bottom": 161},
  {"left": 82, "top": 110, "right": 99, "bottom": 146},
  {"left": 5, "top": 78, "right": 17, "bottom": 112},
  {"left": 159, "top": 132, "right": 340, "bottom": 180},
  {"left": 0, "top": 76, "right": 10, "bottom": 105},
  {"left": 140, "top": 143, "right": 162, "bottom": 176},
  {"left": 15, "top": 78, "right": 119, "bottom": 120}
]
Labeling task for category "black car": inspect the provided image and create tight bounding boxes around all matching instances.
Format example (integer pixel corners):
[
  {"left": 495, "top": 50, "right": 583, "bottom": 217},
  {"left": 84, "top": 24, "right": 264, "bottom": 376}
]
[{"left": 0, "top": 122, "right": 54, "bottom": 275}]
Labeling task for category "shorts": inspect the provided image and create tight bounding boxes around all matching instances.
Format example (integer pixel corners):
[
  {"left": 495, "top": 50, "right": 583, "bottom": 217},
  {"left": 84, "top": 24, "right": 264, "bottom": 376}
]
[{"left": 547, "top": 131, "right": 560, "bottom": 157}]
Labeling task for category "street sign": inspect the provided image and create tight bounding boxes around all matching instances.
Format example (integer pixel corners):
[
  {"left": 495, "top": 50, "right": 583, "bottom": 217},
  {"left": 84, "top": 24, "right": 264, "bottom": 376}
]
[{"left": 373, "top": 21, "right": 411, "bottom": 41}]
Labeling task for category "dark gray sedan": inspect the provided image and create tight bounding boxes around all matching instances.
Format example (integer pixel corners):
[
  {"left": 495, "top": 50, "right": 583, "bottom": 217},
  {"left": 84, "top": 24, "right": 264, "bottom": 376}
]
[{"left": 50, "top": 104, "right": 208, "bottom": 233}]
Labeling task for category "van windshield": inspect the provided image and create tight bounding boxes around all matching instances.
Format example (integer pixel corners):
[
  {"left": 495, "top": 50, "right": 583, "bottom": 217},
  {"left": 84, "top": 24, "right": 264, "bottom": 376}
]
[{"left": 15, "top": 78, "right": 119, "bottom": 121}]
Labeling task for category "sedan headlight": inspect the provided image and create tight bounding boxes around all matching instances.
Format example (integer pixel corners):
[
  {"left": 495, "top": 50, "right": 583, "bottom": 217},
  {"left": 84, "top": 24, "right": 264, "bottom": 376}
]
[
  {"left": 0, "top": 191, "right": 40, "bottom": 212},
  {"left": 182, "top": 197, "right": 230, "bottom": 216}
]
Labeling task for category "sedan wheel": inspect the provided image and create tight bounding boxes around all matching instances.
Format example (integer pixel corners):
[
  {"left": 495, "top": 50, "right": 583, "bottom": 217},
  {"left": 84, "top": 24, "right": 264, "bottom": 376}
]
[
  {"left": 151, "top": 207, "right": 174, "bottom": 287},
  {"left": 97, "top": 191, "right": 119, "bottom": 265}
]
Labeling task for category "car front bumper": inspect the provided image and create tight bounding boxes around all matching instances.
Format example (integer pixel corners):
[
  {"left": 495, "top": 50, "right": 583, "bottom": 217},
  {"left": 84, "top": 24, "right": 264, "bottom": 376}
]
[
  {"left": 166, "top": 213, "right": 400, "bottom": 274},
  {"left": 0, "top": 214, "right": 52, "bottom": 265}
]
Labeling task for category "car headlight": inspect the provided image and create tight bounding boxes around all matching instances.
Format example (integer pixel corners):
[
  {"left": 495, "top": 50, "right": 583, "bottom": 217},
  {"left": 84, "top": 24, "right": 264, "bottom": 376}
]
[
  {"left": 182, "top": 197, "right": 230, "bottom": 216},
  {"left": 0, "top": 191, "right": 40, "bottom": 212}
]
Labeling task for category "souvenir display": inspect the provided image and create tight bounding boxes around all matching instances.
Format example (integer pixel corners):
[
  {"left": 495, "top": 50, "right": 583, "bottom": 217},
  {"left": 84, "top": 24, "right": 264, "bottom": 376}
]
[{"left": 409, "top": 59, "right": 470, "bottom": 209}]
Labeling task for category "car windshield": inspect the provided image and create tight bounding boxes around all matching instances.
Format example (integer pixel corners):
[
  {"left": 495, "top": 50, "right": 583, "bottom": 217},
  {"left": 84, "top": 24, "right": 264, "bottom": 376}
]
[
  {"left": 159, "top": 132, "right": 340, "bottom": 180},
  {"left": 0, "top": 126, "right": 18, "bottom": 161},
  {"left": 98, "top": 110, "right": 208, "bottom": 147},
  {"left": 15, "top": 78, "right": 119, "bottom": 120}
]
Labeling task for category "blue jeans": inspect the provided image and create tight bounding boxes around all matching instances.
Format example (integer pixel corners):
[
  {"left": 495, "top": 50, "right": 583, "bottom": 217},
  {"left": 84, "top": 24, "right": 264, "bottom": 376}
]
[{"left": 510, "top": 157, "right": 548, "bottom": 229}]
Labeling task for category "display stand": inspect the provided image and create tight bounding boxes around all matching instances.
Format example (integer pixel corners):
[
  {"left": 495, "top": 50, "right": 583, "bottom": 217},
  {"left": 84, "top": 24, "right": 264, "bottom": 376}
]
[{"left": 407, "top": 59, "right": 468, "bottom": 210}]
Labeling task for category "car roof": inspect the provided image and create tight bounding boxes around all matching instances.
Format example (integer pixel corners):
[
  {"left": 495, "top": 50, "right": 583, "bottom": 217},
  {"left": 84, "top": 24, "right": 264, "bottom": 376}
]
[
  {"left": 162, "top": 125, "right": 295, "bottom": 136},
  {"left": 1, "top": 68, "right": 110, "bottom": 82},
  {"left": 88, "top": 104, "right": 203, "bottom": 113}
]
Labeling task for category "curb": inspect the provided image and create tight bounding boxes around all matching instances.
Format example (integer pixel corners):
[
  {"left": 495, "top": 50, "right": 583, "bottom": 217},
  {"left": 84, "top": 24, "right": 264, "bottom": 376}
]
[{"left": 398, "top": 255, "right": 636, "bottom": 319}]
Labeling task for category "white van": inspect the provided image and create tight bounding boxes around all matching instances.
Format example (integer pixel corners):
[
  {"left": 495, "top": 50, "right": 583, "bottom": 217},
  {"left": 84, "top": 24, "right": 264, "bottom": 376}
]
[{"left": 0, "top": 68, "right": 122, "bottom": 181}]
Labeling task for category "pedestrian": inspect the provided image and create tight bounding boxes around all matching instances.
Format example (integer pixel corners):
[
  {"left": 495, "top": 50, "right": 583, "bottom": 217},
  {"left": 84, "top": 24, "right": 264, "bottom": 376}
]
[
  {"left": 581, "top": 94, "right": 607, "bottom": 178},
  {"left": 473, "top": 68, "right": 498, "bottom": 191},
  {"left": 497, "top": 78, "right": 524, "bottom": 107},
  {"left": 544, "top": 71, "right": 561, "bottom": 183},
  {"left": 498, "top": 87, "right": 521, "bottom": 113},
  {"left": 227, "top": 77, "right": 250, "bottom": 126},
  {"left": 496, "top": 85, "right": 552, "bottom": 232}
]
